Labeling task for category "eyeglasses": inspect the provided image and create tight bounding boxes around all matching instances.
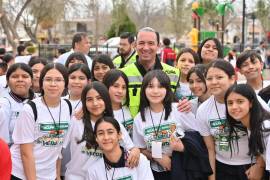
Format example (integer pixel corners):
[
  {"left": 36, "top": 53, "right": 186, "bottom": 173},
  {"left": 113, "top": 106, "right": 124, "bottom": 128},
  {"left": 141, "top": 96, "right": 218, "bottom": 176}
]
[{"left": 43, "top": 78, "right": 64, "bottom": 84}]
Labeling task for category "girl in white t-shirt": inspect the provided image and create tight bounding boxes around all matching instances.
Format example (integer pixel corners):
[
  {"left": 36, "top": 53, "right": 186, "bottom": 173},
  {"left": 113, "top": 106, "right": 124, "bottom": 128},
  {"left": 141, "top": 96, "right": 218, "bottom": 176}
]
[
  {"left": 11, "top": 63, "right": 71, "bottom": 180},
  {"left": 0, "top": 63, "right": 34, "bottom": 145},
  {"left": 196, "top": 60, "right": 263, "bottom": 180},
  {"left": 103, "top": 69, "right": 133, "bottom": 137},
  {"left": 133, "top": 70, "right": 196, "bottom": 180},
  {"left": 28, "top": 57, "right": 48, "bottom": 95},
  {"left": 86, "top": 116, "right": 154, "bottom": 180},
  {"left": 61, "top": 63, "right": 91, "bottom": 178},
  {"left": 64, "top": 81, "right": 140, "bottom": 180},
  {"left": 66, "top": 63, "right": 91, "bottom": 113},
  {"left": 175, "top": 48, "right": 199, "bottom": 100},
  {"left": 225, "top": 84, "right": 270, "bottom": 177},
  {"left": 186, "top": 64, "right": 210, "bottom": 115}
]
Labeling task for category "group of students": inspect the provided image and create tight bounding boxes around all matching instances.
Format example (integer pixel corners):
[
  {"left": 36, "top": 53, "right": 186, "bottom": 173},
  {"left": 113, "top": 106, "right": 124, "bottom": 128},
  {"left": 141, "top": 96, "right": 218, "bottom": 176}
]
[{"left": 0, "top": 36, "right": 270, "bottom": 180}]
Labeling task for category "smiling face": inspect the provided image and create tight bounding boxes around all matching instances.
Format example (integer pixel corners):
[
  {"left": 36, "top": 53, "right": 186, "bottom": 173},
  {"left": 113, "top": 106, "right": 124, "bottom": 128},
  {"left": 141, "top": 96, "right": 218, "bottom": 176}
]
[
  {"left": 42, "top": 69, "right": 65, "bottom": 99},
  {"left": 7, "top": 68, "right": 32, "bottom": 98},
  {"left": 201, "top": 40, "right": 219, "bottom": 64},
  {"left": 227, "top": 92, "right": 251, "bottom": 124},
  {"left": 136, "top": 31, "right": 160, "bottom": 64},
  {"left": 68, "top": 70, "right": 89, "bottom": 99},
  {"left": 109, "top": 77, "right": 126, "bottom": 106},
  {"left": 86, "top": 89, "right": 105, "bottom": 120},
  {"left": 145, "top": 77, "right": 166, "bottom": 106},
  {"left": 93, "top": 62, "right": 111, "bottom": 82},
  {"left": 188, "top": 72, "right": 207, "bottom": 97},
  {"left": 95, "top": 121, "right": 121, "bottom": 152},
  {"left": 206, "top": 67, "right": 235, "bottom": 100},
  {"left": 239, "top": 57, "right": 263, "bottom": 81},
  {"left": 177, "top": 52, "right": 196, "bottom": 76}
]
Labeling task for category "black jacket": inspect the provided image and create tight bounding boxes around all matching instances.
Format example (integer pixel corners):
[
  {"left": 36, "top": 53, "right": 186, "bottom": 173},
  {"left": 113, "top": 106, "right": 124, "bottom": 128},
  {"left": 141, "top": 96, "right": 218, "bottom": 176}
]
[{"left": 171, "top": 131, "right": 213, "bottom": 180}]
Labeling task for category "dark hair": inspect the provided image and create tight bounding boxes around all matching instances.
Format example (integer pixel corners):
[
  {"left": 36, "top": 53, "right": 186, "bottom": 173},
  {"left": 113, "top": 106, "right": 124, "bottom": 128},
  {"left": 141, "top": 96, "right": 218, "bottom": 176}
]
[
  {"left": 197, "top": 37, "right": 223, "bottom": 64},
  {"left": 0, "top": 48, "right": 6, "bottom": 56},
  {"left": 137, "top": 27, "right": 160, "bottom": 44},
  {"left": 6, "top": 63, "right": 34, "bottom": 99},
  {"left": 39, "top": 63, "right": 68, "bottom": 96},
  {"left": 6, "top": 63, "right": 33, "bottom": 81},
  {"left": 65, "top": 52, "right": 88, "bottom": 68},
  {"left": 139, "top": 70, "right": 174, "bottom": 122},
  {"left": 17, "top": 45, "right": 25, "bottom": 56},
  {"left": 2, "top": 54, "right": 14, "bottom": 64},
  {"left": 163, "top": 38, "right": 171, "bottom": 46},
  {"left": 187, "top": 64, "right": 207, "bottom": 93},
  {"left": 0, "top": 62, "right": 7, "bottom": 73},
  {"left": 28, "top": 57, "right": 48, "bottom": 67},
  {"left": 103, "top": 69, "right": 129, "bottom": 106},
  {"left": 94, "top": 116, "right": 121, "bottom": 136},
  {"left": 206, "top": 59, "right": 236, "bottom": 79},
  {"left": 236, "top": 50, "right": 262, "bottom": 69},
  {"left": 225, "top": 84, "right": 270, "bottom": 157},
  {"left": 72, "top": 32, "right": 88, "bottom": 49},
  {"left": 68, "top": 63, "right": 91, "bottom": 80},
  {"left": 58, "top": 48, "right": 66, "bottom": 55},
  {"left": 120, "top": 32, "right": 135, "bottom": 44},
  {"left": 176, "top": 48, "right": 200, "bottom": 65},
  {"left": 78, "top": 81, "right": 114, "bottom": 149},
  {"left": 91, "top": 54, "right": 115, "bottom": 81}
]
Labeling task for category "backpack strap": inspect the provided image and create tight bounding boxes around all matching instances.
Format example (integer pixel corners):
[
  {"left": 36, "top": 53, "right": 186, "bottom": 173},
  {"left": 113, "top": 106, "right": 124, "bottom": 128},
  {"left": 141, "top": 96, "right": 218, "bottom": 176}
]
[
  {"left": 27, "top": 100, "right": 37, "bottom": 121},
  {"left": 63, "top": 99, "right": 72, "bottom": 116}
]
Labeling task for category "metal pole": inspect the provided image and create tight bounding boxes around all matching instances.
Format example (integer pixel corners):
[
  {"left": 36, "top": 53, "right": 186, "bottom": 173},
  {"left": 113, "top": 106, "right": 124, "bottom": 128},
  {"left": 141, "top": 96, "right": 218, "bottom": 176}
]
[
  {"left": 221, "top": 15, "right": 225, "bottom": 47},
  {"left": 252, "top": 13, "right": 255, "bottom": 49},
  {"left": 241, "top": 0, "right": 246, "bottom": 52}
]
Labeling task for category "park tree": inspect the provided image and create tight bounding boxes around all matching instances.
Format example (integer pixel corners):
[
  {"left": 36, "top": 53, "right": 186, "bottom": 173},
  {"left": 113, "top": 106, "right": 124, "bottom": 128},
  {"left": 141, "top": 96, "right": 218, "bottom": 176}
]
[
  {"left": 107, "top": 0, "right": 136, "bottom": 38},
  {"left": 0, "top": 0, "right": 32, "bottom": 53},
  {"left": 169, "top": 0, "right": 190, "bottom": 40},
  {"left": 256, "top": 0, "right": 270, "bottom": 34}
]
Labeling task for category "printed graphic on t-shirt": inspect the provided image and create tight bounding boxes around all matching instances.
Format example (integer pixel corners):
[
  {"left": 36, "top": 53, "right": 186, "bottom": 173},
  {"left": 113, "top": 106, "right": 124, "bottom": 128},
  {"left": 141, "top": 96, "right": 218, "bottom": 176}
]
[
  {"left": 36, "top": 122, "right": 69, "bottom": 147},
  {"left": 209, "top": 118, "right": 247, "bottom": 152},
  {"left": 122, "top": 118, "right": 134, "bottom": 137},
  {"left": 144, "top": 122, "right": 176, "bottom": 149},
  {"left": 81, "top": 146, "right": 103, "bottom": 157},
  {"left": 116, "top": 175, "right": 132, "bottom": 180}
]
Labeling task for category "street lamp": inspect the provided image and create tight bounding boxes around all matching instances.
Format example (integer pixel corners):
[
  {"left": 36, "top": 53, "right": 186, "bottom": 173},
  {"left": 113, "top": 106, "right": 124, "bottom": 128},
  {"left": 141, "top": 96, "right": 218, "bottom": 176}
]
[{"left": 241, "top": 0, "right": 246, "bottom": 52}]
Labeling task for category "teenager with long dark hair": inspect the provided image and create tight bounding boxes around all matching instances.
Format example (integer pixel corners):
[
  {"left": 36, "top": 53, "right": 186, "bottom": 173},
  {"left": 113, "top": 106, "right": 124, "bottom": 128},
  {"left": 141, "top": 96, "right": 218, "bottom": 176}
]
[
  {"left": 64, "top": 82, "right": 139, "bottom": 180},
  {"left": 225, "top": 84, "right": 270, "bottom": 179},
  {"left": 133, "top": 70, "right": 196, "bottom": 180},
  {"left": 86, "top": 116, "right": 154, "bottom": 180}
]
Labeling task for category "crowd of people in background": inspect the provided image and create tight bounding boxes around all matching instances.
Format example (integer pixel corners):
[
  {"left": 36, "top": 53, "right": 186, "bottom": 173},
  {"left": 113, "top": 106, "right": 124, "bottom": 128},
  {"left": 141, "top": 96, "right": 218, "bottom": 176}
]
[{"left": 0, "top": 27, "right": 270, "bottom": 180}]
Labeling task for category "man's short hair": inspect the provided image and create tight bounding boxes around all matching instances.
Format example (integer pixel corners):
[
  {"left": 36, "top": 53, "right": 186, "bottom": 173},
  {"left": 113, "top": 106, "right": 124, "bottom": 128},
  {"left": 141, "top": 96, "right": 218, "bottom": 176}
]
[
  {"left": 136, "top": 27, "right": 160, "bottom": 44},
  {"left": 163, "top": 38, "right": 171, "bottom": 46},
  {"left": 120, "top": 32, "right": 135, "bottom": 44},
  {"left": 17, "top": 45, "right": 25, "bottom": 55},
  {"left": 72, "top": 32, "right": 88, "bottom": 49}
]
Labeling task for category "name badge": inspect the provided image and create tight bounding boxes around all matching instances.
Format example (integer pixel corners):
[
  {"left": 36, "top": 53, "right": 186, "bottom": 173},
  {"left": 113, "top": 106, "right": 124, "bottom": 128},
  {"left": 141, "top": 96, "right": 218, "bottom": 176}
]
[{"left": 151, "top": 141, "right": 162, "bottom": 158}]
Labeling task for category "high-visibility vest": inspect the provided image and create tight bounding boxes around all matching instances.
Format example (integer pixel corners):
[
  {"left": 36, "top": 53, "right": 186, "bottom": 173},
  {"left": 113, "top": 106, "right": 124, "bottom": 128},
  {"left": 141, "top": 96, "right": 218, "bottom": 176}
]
[
  {"left": 113, "top": 51, "right": 137, "bottom": 68},
  {"left": 121, "top": 63, "right": 180, "bottom": 117}
]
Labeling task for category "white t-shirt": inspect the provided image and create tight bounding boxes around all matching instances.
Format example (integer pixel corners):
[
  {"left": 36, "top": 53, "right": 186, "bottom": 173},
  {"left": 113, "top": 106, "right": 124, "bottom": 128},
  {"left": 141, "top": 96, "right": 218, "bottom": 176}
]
[
  {"left": 0, "top": 92, "right": 26, "bottom": 144},
  {"left": 114, "top": 106, "right": 133, "bottom": 138},
  {"left": 64, "top": 117, "right": 134, "bottom": 180},
  {"left": 133, "top": 103, "right": 196, "bottom": 172},
  {"left": 196, "top": 96, "right": 251, "bottom": 165},
  {"left": 261, "top": 120, "right": 270, "bottom": 171},
  {"left": 176, "top": 82, "right": 195, "bottom": 100},
  {"left": 190, "top": 97, "right": 202, "bottom": 115},
  {"left": 15, "top": 55, "right": 31, "bottom": 64},
  {"left": 86, "top": 153, "right": 154, "bottom": 180},
  {"left": 11, "top": 97, "right": 71, "bottom": 180},
  {"left": 0, "top": 75, "right": 8, "bottom": 97},
  {"left": 56, "top": 50, "right": 93, "bottom": 70},
  {"left": 63, "top": 96, "right": 82, "bottom": 114}
]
